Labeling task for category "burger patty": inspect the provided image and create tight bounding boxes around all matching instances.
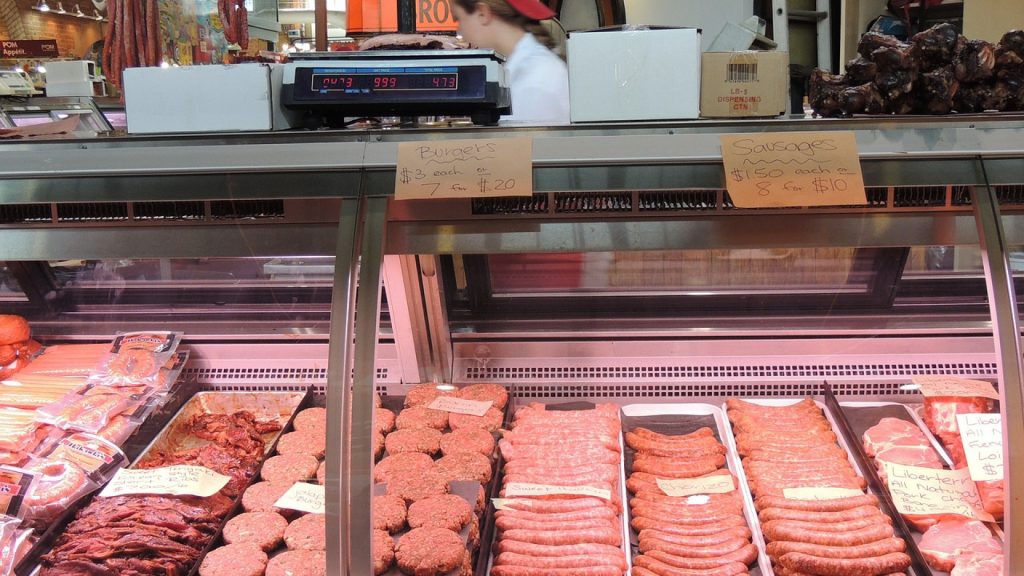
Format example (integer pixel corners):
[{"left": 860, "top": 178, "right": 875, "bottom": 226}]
[
  {"left": 435, "top": 451, "right": 492, "bottom": 484},
  {"left": 373, "top": 529, "right": 395, "bottom": 575},
  {"left": 386, "top": 468, "right": 450, "bottom": 504},
  {"left": 448, "top": 407, "right": 504, "bottom": 432},
  {"left": 266, "top": 549, "right": 327, "bottom": 576},
  {"left": 457, "top": 383, "right": 509, "bottom": 410},
  {"left": 439, "top": 428, "right": 495, "bottom": 457},
  {"left": 198, "top": 542, "right": 267, "bottom": 576},
  {"left": 375, "top": 452, "right": 436, "bottom": 484},
  {"left": 376, "top": 407, "right": 397, "bottom": 434},
  {"left": 396, "top": 406, "right": 449, "bottom": 430},
  {"left": 285, "top": 513, "right": 326, "bottom": 551},
  {"left": 407, "top": 494, "right": 473, "bottom": 532},
  {"left": 261, "top": 453, "right": 319, "bottom": 485},
  {"left": 404, "top": 383, "right": 456, "bottom": 408},
  {"left": 395, "top": 527, "right": 465, "bottom": 576},
  {"left": 293, "top": 407, "right": 326, "bottom": 433},
  {"left": 384, "top": 428, "right": 442, "bottom": 456},
  {"left": 374, "top": 494, "right": 408, "bottom": 533},
  {"left": 222, "top": 511, "right": 288, "bottom": 551},
  {"left": 242, "top": 481, "right": 294, "bottom": 515},
  {"left": 277, "top": 430, "right": 326, "bottom": 460}
]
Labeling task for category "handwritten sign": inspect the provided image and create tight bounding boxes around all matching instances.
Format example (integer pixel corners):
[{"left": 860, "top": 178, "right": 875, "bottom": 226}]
[
  {"left": 275, "top": 481, "right": 325, "bottom": 514},
  {"left": 913, "top": 376, "right": 1000, "bottom": 400},
  {"left": 491, "top": 498, "right": 516, "bottom": 510},
  {"left": 427, "top": 396, "right": 493, "bottom": 417},
  {"left": 783, "top": 487, "right": 864, "bottom": 501},
  {"left": 958, "top": 413, "right": 1003, "bottom": 481},
  {"left": 395, "top": 137, "right": 533, "bottom": 200},
  {"left": 656, "top": 475, "right": 735, "bottom": 498},
  {"left": 883, "top": 462, "right": 995, "bottom": 522},
  {"left": 720, "top": 132, "right": 867, "bottom": 208},
  {"left": 504, "top": 482, "right": 612, "bottom": 501},
  {"left": 99, "top": 465, "right": 230, "bottom": 498}
]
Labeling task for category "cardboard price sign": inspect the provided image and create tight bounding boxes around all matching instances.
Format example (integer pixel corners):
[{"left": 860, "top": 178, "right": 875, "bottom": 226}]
[
  {"left": 883, "top": 462, "right": 995, "bottom": 522},
  {"left": 100, "top": 465, "right": 230, "bottom": 498},
  {"left": 656, "top": 474, "right": 735, "bottom": 498},
  {"left": 395, "top": 137, "right": 533, "bottom": 200},
  {"left": 504, "top": 482, "right": 612, "bottom": 501},
  {"left": 427, "top": 396, "right": 492, "bottom": 416},
  {"left": 720, "top": 132, "right": 867, "bottom": 208},
  {"left": 958, "top": 413, "right": 1003, "bottom": 481},
  {"left": 912, "top": 376, "right": 1000, "bottom": 400},
  {"left": 782, "top": 487, "right": 864, "bottom": 501},
  {"left": 275, "top": 482, "right": 325, "bottom": 514}
]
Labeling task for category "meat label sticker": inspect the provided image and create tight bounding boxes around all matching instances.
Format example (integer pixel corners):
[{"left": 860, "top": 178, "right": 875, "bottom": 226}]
[
  {"left": 911, "top": 376, "right": 1000, "bottom": 400},
  {"left": 50, "top": 432, "right": 127, "bottom": 480},
  {"left": 882, "top": 461, "right": 996, "bottom": 522},
  {"left": 503, "top": 482, "right": 612, "bottom": 501},
  {"left": 99, "top": 465, "right": 230, "bottom": 498},
  {"left": 0, "top": 466, "right": 36, "bottom": 518},
  {"left": 656, "top": 475, "right": 735, "bottom": 498},
  {"left": 427, "top": 396, "right": 493, "bottom": 417},
  {"left": 275, "top": 482, "right": 325, "bottom": 515},
  {"left": 395, "top": 137, "right": 534, "bottom": 200},
  {"left": 957, "top": 413, "right": 1003, "bottom": 481},
  {"left": 782, "top": 487, "right": 863, "bottom": 501},
  {"left": 720, "top": 132, "right": 867, "bottom": 208}
]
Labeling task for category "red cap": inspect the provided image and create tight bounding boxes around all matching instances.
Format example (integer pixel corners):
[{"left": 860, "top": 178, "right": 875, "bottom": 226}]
[{"left": 506, "top": 0, "right": 556, "bottom": 20}]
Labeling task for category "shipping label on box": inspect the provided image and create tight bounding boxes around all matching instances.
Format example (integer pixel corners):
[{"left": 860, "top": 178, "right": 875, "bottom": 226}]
[{"left": 701, "top": 51, "right": 788, "bottom": 118}]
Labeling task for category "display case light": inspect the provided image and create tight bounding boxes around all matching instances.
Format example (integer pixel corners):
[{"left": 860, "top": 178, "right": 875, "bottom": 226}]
[
  {"left": 73, "top": 4, "right": 84, "bottom": 16},
  {"left": 35, "top": 0, "right": 51, "bottom": 12},
  {"left": 55, "top": 2, "right": 66, "bottom": 13},
  {"left": 93, "top": 9, "right": 103, "bottom": 19}
]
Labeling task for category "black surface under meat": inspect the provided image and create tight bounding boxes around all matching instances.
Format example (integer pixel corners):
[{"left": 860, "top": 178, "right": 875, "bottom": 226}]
[{"left": 910, "top": 23, "right": 966, "bottom": 71}]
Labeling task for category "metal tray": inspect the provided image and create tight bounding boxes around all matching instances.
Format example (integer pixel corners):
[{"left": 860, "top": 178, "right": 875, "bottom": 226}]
[{"left": 620, "top": 402, "right": 770, "bottom": 576}]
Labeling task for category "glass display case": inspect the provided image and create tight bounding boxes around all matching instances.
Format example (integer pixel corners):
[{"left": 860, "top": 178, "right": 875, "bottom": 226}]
[{"left": 1, "top": 116, "right": 1023, "bottom": 575}]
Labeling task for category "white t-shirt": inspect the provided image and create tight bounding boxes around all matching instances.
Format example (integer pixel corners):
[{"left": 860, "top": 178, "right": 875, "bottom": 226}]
[{"left": 501, "top": 33, "right": 570, "bottom": 126}]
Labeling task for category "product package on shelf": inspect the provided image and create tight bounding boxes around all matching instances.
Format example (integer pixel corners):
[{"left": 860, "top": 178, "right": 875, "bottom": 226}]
[
  {"left": 372, "top": 383, "right": 509, "bottom": 576},
  {"left": 620, "top": 402, "right": 768, "bottom": 576},
  {"left": 0, "top": 314, "right": 40, "bottom": 382},
  {"left": 723, "top": 397, "right": 915, "bottom": 576}
]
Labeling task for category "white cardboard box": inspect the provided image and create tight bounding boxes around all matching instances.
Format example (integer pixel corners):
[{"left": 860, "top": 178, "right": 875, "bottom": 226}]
[
  {"left": 124, "top": 64, "right": 299, "bottom": 134},
  {"left": 568, "top": 27, "right": 701, "bottom": 122}
]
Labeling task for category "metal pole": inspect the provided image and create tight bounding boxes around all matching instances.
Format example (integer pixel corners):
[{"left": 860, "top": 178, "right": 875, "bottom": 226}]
[
  {"left": 970, "top": 161, "right": 1024, "bottom": 576},
  {"left": 398, "top": 0, "right": 415, "bottom": 33},
  {"left": 315, "top": 0, "right": 328, "bottom": 50}
]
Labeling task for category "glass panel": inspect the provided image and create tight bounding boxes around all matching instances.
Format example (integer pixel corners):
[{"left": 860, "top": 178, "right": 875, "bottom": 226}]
[
  {"left": 0, "top": 265, "right": 26, "bottom": 302},
  {"left": 903, "top": 246, "right": 985, "bottom": 277}
]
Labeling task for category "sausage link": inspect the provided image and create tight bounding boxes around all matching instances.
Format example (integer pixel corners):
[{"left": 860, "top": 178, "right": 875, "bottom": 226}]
[
  {"left": 766, "top": 537, "right": 906, "bottom": 560},
  {"left": 761, "top": 521, "right": 894, "bottom": 546},
  {"left": 639, "top": 535, "right": 750, "bottom": 557},
  {"left": 490, "top": 566, "right": 622, "bottom": 576},
  {"left": 631, "top": 515, "right": 747, "bottom": 536},
  {"left": 640, "top": 545, "right": 758, "bottom": 570},
  {"left": 237, "top": 2, "right": 248, "bottom": 49},
  {"left": 630, "top": 489, "right": 743, "bottom": 510},
  {"left": 778, "top": 551, "right": 912, "bottom": 576},
  {"left": 499, "top": 527, "right": 621, "bottom": 547},
  {"left": 122, "top": 0, "right": 136, "bottom": 68},
  {"left": 493, "top": 552, "right": 626, "bottom": 571},
  {"left": 132, "top": 0, "right": 146, "bottom": 66},
  {"left": 639, "top": 526, "right": 752, "bottom": 547},
  {"left": 754, "top": 493, "right": 879, "bottom": 512},
  {"left": 759, "top": 505, "right": 888, "bottom": 524},
  {"left": 630, "top": 426, "right": 714, "bottom": 443},
  {"left": 495, "top": 515, "right": 616, "bottom": 533},
  {"left": 495, "top": 539, "right": 623, "bottom": 558},
  {"left": 631, "top": 557, "right": 750, "bottom": 576},
  {"left": 495, "top": 506, "right": 616, "bottom": 524},
  {"left": 633, "top": 454, "right": 726, "bottom": 477}
]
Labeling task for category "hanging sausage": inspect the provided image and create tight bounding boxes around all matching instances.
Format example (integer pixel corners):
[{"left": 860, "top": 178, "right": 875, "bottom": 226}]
[{"left": 101, "top": 0, "right": 163, "bottom": 95}]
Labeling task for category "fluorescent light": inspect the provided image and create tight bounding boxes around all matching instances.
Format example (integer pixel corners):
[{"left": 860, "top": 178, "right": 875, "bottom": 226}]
[
  {"left": 36, "top": 0, "right": 51, "bottom": 11},
  {"left": 55, "top": 2, "right": 65, "bottom": 13}
]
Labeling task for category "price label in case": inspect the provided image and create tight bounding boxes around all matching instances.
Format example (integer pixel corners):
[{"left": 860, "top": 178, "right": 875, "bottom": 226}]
[
  {"left": 912, "top": 376, "right": 999, "bottom": 400},
  {"left": 958, "top": 413, "right": 1003, "bottom": 481},
  {"left": 275, "top": 481, "right": 325, "bottom": 515},
  {"left": 504, "top": 482, "right": 611, "bottom": 501},
  {"left": 100, "top": 465, "right": 230, "bottom": 498},
  {"left": 395, "top": 137, "right": 534, "bottom": 200},
  {"left": 883, "top": 461, "right": 995, "bottom": 522},
  {"left": 427, "top": 396, "right": 493, "bottom": 416},
  {"left": 782, "top": 487, "right": 864, "bottom": 501},
  {"left": 656, "top": 474, "right": 735, "bottom": 498}
]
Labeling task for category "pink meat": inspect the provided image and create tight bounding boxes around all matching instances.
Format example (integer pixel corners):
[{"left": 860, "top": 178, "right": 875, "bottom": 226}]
[
  {"left": 951, "top": 550, "right": 1004, "bottom": 576},
  {"left": 923, "top": 397, "right": 992, "bottom": 437},
  {"left": 863, "top": 417, "right": 930, "bottom": 457},
  {"left": 919, "top": 518, "right": 1002, "bottom": 572}
]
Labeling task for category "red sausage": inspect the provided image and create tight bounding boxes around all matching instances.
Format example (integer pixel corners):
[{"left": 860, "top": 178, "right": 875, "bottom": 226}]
[
  {"left": 766, "top": 537, "right": 906, "bottom": 560},
  {"left": 778, "top": 551, "right": 912, "bottom": 575}
]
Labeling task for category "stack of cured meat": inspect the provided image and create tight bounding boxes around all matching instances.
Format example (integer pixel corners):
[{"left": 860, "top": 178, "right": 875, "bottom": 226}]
[
  {"left": 726, "top": 398, "right": 912, "bottom": 576},
  {"left": 489, "top": 403, "right": 627, "bottom": 576},
  {"left": 625, "top": 426, "right": 757, "bottom": 576}
]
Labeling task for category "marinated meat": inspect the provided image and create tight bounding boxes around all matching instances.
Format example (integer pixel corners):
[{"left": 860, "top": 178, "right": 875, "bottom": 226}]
[
  {"left": 955, "top": 39, "right": 997, "bottom": 83},
  {"left": 919, "top": 518, "right": 1002, "bottom": 571},
  {"left": 910, "top": 23, "right": 966, "bottom": 71}
]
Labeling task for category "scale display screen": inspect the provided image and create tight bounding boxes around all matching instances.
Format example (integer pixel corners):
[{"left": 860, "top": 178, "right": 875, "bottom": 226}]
[{"left": 312, "top": 67, "right": 459, "bottom": 94}]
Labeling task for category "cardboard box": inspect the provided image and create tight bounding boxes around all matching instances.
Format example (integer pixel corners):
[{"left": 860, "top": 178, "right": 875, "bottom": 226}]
[
  {"left": 700, "top": 51, "right": 788, "bottom": 118},
  {"left": 568, "top": 27, "right": 701, "bottom": 122},
  {"left": 124, "top": 64, "right": 300, "bottom": 134}
]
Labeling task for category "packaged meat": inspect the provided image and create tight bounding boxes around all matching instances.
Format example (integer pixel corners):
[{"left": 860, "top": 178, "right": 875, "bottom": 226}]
[{"left": 87, "top": 331, "right": 182, "bottom": 387}]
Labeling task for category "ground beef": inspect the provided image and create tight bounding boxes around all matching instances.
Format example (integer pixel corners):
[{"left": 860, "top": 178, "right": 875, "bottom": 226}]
[
  {"left": 448, "top": 407, "right": 504, "bottom": 432},
  {"left": 395, "top": 527, "right": 465, "bottom": 576},
  {"left": 457, "top": 383, "right": 509, "bottom": 410},
  {"left": 316, "top": 461, "right": 326, "bottom": 485},
  {"left": 222, "top": 511, "right": 288, "bottom": 551},
  {"left": 242, "top": 481, "right": 294, "bottom": 516},
  {"left": 396, "top": 406, "right": 449, "bottom": 430},
  {"left": 277, "top": 430, "right": 326, "bottom": 459},
  {"left": 435, "top": 451, "right": 492, "bottom": 484},
  {"left": 376, "top": 407, "right": 397, "bottom": 434},
  {"left": 284, "top": 513, "right": 326, "bottom": 551},
  {"left": 406, "top": 494, "right": 473, "bottom": 532},
  {"left": 374, "top": 431, "right": 385, "bottom": 461},
  {"left": 198, "top": 542, "right": 267, "bottom": 576},
  {"left": 373, "top": 529, "right": 395, "bottom": 575},
  {"left": 261, "top": 453, "right": 319, "bottom": 485},
  {"left": 374, "top": 452, "right": 436, "bottom": 484},
  {"left": 439, "top": 428, "right": 495, "bottom": 457},
  {"left": 266, "top": 549, "right": 326, "bottom": 576},
  {"left": 386, "top": 468, "right": 450, "bottom": 504},
  {"left": 373, "top": 494, "right": 408, "bottom": 533},
  {"left": 384, "top": 428, "right": 442, "bottom": 456},
  {"left": 293, "top": 407, "right": 326, "bottom": 433},
  {"left": 404, "top": 384, "right": 456, "bottom": 408}
]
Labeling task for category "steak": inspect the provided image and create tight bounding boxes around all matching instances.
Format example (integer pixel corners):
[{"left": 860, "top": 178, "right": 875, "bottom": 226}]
[{"left": 919, "top": 518, "right": 1002, "bottom": 571}]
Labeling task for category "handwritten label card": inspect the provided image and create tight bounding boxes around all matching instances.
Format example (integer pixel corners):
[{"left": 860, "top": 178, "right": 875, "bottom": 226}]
[
  {"left": 720, "top": 132, "right": 867, "bottom": 208},
  {"left": 504, "top": 482, "right": 612, "bottom": 501},
  {"left": 782, "top": 487, "right": 864, "bottom": 501},
  {"left": 100, "top": 465, "right": 230, "bottom": 498},
  {"left": 883, "top": 462, "right": 995, "bottom": 522},
  {"left": 656, "top": 475, "right": 735, "bottom": 498},
  {"left": 427, "top": 396, "right": 493, "bottom": 417},
  {"left": 395, "top": 137, "right": 533, "bottom": 200},
  {"left": 958, "top": 413, "right": 1003, "bottom": 481},
  {"left": 913, "top": 376, "right": 1000, "bottom": 400},
  {"left": 275, "top": 481, "right": 326, "bottom": 514}
]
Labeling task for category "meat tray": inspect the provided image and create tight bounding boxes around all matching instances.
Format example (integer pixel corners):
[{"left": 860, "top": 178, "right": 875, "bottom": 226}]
[
  {"left": 721, "top": 397, "right": 928, "bottom": 576},
  {"left": 484, "top": 400, "right": 632, "bottom": 576},
  {"left": 620, "top": 402, "right": 772, "bottom": 576}
]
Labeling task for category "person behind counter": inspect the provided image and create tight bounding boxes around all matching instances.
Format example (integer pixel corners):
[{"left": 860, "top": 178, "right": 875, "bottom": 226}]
[{"left": 452, "top": 0, "right": 570, "bottom": 126}]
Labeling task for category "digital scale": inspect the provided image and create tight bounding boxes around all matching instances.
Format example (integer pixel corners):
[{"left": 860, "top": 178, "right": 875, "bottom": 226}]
[{"left": 282, "top": 50, "right": 511, "bottom": 127}]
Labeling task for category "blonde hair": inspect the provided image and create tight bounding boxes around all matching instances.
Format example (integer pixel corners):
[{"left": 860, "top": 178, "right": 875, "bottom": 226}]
[{"left": 453, "top": 0, "right": 559, "bottom": 52}]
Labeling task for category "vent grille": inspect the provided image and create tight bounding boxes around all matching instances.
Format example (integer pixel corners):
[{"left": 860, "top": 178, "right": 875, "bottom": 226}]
[
  {"left": 209, "top": 200, "right": 285, "bottom": 220},
  {"left": 952, "top": 186, "right": 972, "bottom": 206},
  {"left": 472, "top": 194, "right": 547, "bottom": 215},
  {"left": 134, "top": 201, "right": 205, "bottom": 221},
  {"left": 186, "top": 366, "right": 390, "bottom": 394},
  {"left": 555, "top": 193, "right": 631, "bottom": 213},
  {"left": 0, "top": 203, "right": 51, "bottom": 224},
  {"left": 56, "top": 203, "right": 129, "bottom": 222},
  {"left": 866, "top": 187, "right": 888, "bottom": 207},
  {"left": 507, "top": 381, "right": 919, "bottom": 398},
  {"left": 996, "top": 184, "right": 1024, "bottom": 205},
  {"left": 721, "top": 192, "right": 790, "bottom": 211},
  {"left": 893, "top": 186, "right": 947, "bottom": 208},
  {"left": 639, "top": 191, "right": 717, "bottom": 211}
]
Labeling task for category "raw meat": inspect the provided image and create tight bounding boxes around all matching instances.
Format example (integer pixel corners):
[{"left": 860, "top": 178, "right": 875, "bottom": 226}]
[
  {"left": 919, "top": 518, "right": 1002, "bottom": 571},
  {"left": 952, "top": 550, "right": 1004, "bottom": 576},
  {"left": 923, "top": 396, "right": 992, "bottom": 437}
]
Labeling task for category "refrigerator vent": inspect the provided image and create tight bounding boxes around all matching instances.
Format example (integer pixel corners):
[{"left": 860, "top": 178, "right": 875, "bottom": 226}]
[
  {"left": 639, "top": 191, "right": 717, "bottom": 211},
  {"left": 0, "top": 203, "right": 51, "bottom": 224},
  {"left": 865, "top": 187, "right": 888, "bottom": 207},
  {"left": 189, "top": 366, "right": 392, "bottom": 395},
  {"left": 472, "top": 194, "right": 547, "bottom": 215},
  {"left": 555, "top": 193, "right": 632, "bottom": 213},
  {"left": 56, "top": 202, "right": 129, "bottom": 222},
  {"left": 505, "top": 381, "right": 922, "bottom": 398},
  {"left": 951, "top": 186, "right": 972, "bottom": 206},
  {"left": 995, "top": 184, "right": 1024, "bottom": 205},
  {"left": 893, "top": 186, "right": 947, "bottom": 208},
  {"left": 133, "top": 201, "right": 205, "bottom": 221},
  {"left": 209, "top": 200, "right": 285, "bottom": 220}
]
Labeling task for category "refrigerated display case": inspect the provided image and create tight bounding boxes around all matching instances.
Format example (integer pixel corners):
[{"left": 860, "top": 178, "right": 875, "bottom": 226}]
[{"left": 1, "top": 115, "right": 1023, "bottom": 575}]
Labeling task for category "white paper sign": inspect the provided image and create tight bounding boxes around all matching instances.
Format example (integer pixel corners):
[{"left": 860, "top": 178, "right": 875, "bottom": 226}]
[
  {"left": 912, "top": 376, "right": 999, "bottom": 400},
  {"left": 958, "top": 413, "right": 1003, "bottom": 481},
  {"left": 274, "top": 481, "right": 325, "bottom": 514},
  {"left": 883, "top": 462, "right": 995, "bottom": 522},
  {"left": 504, "top": 482, "right": 611, "bottom": 501},
  {"left": 656, "top": 475, "right": 735, "bottom": 498},
  {"left": 427, "top": 396, "right": 493, "bottom": 417},
  {"left": 782, "top": 487, "right": 864, "bottom": 501},
  {"left": 100, "top": 465, "right": 230, "bottom": 498}
]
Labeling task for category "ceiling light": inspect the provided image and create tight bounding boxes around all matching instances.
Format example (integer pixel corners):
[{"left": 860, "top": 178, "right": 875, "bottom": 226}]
[
  {"left": 73, "top": 3, "right": 84, "bottom": 16},
  {"left": 36, "top": 0, "right": 51, "bottom": 12},
  {"left": 93, "top": 9, "right": 103, "bottom": 19},
  {"left": 55, "top": 2, "right": 65, "bottom": 13}
]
